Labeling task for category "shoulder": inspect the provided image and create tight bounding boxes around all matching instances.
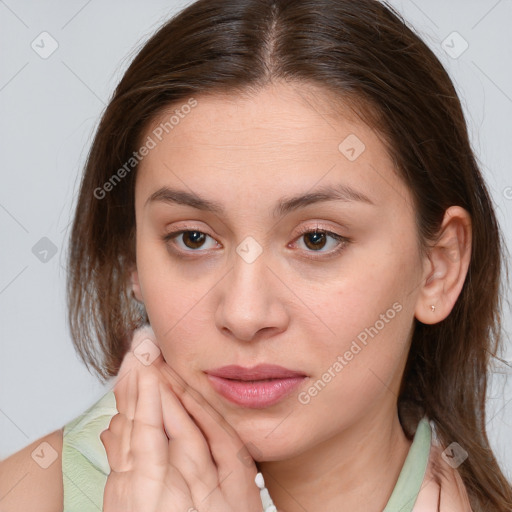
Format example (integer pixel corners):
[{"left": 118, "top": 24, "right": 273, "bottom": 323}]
[
  {"left": 0, "top": 390, "right": 118, "bottom": 512},
  {"left": 413, "top": 433, "right": 473, "bottom": 512},
  {"left": 0, "top": 428, "right": 64, "bottom": 512}
]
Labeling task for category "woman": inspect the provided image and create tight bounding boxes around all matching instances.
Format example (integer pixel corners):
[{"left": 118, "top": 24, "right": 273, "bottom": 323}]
[{"left": 1, "top": 0, "right": 510, "bottom": 510}]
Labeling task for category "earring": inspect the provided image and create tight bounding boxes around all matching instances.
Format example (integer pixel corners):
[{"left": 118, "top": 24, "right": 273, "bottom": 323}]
[{"left": 430, "top": 304, "right": 436, "bottom": 312}]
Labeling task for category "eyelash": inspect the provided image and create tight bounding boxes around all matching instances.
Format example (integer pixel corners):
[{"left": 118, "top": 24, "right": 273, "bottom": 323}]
[{"left": 161, "top": 224, "right": 350, "bottom": 260}]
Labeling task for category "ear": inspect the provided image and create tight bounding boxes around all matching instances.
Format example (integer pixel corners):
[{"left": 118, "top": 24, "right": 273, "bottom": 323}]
[
  {"left": 415, "top": 206, "right": 472, "bottom": 324},
  {"left": 130, "top": 267, "right": 144, "bottom": 303}
]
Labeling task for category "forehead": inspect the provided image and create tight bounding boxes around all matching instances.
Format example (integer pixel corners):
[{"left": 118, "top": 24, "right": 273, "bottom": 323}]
[
  {"left": 143, "top": 82, "right": 366, "bottom": 148},
  {"left": 135, "top": 82, "right": 410, "bottom": 214}
]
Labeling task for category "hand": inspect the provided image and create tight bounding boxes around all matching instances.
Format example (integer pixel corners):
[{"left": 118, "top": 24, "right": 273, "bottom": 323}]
[{"left": 100, "top": 331, "right": 264, "bottom": 512}]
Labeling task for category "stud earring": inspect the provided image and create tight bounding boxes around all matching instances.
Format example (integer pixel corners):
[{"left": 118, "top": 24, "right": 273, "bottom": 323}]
[{"left": 430, "top": 304, "right": 436, "bottom": 312}]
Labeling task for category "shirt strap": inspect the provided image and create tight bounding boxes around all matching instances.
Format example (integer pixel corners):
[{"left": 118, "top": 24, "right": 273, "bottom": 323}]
[{"left": 383, "top": 417, "right": 432, "bottom": 512}]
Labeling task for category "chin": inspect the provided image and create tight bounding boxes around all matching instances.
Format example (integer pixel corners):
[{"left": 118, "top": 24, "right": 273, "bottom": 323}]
[{"left": 236, "top": 427, "right": 303, "bottom": 462}]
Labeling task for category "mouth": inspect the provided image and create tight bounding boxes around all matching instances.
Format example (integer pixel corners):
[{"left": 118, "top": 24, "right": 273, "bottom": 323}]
[{"left": 205, "top": 364, "right": 308, "bottom": 408}]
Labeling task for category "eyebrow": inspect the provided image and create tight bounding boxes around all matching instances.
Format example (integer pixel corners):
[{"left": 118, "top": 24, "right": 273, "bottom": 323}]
[{"left": 145, "top": 183, "right": 375, "bottom": 217}]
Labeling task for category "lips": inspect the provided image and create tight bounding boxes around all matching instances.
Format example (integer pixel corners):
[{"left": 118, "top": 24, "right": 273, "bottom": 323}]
[
  {"left": 205, "top": 364, "right": 307, "bottom": 381},
  {"left": 205, "top": 364, "right": 308, "bottom": 408}
]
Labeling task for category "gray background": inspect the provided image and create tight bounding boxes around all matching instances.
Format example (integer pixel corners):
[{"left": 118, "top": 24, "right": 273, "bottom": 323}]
[{"left": 1, "top": 0, "right": 511, "bottom": 480}]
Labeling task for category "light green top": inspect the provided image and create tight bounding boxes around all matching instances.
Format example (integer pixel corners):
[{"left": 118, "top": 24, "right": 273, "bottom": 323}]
[{"left": 62, "top": 390, "right": 431, "bottom": 511}]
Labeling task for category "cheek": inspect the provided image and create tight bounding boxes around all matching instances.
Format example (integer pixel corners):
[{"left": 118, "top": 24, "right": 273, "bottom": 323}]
[
  {"left": 302, "top": 248, "right": 414, "bottom": 387},
  {"left": 309, "top": 263, "right": 408, "bottom": 346},
  {"left": 137, "top": 270, "right": 212, "bottom": 367},
  {"left": 295, "top": 306, "right": 411, "bottom": 435},
  {"left": 311, "top": 297, "right": 409, "bottom": 380}
]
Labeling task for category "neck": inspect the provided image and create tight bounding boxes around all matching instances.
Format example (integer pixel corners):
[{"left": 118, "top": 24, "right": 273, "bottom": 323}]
[{"left": 257, "top": 407, "right": 413, "bottom": 512}]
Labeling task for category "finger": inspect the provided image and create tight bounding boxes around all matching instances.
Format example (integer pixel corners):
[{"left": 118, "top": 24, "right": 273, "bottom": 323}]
[
  {"left": 160, "top": 363, "right": 255, "bottom": 473},
  {"left": 102, "top": 367, "right": 137, "bottom": 474},
  {"left": 113, "top": 357, "right": 138, "bottom": 421},
  {"left": 159, "top": 464, "right": 197, "bottom": 512},
  {"left": 100, "top": 416, "right": 132, "bottom": 473},
  {"left": 102, "top": 372, "right": 197, "bottom": 512},
  {"left": 133, "top": 369, "right": 163, "bottom": 428},
  {"left": 130, "top": 370, "right": 169, "bottom": 479},
  {"left": 158, "top": 364, "right": 261, "bottom": 508},
  {"left": 114, "top": 332, "right": 164, "bottom": 421},
  {"left": 102, "top": 462, "right": 196, "bottom": 512},
  {"left": 158, "top": 380, "right": 220, "bottom": 500}
]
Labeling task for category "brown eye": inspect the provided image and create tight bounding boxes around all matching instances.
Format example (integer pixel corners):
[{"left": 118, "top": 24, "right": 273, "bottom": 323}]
[
  {"left": 162, "top": 229, "right": 218, "bottom": 252},
  {"left": 302, "top": 231, "right": 328, "bottom": 251},
  {"left": 161, "top": 226, "right": 349, "bottom": 260},
  {"left": 292, "top": 227, "right": 350, "bottom": 259},
  {"left": 181, "top": 231, "right": 207, "bottom": 249}
]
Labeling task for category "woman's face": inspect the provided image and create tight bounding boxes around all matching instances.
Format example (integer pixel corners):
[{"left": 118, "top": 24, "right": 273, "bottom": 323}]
[{"left": 132, "top": 82, "right": 425, "bottom": 460}]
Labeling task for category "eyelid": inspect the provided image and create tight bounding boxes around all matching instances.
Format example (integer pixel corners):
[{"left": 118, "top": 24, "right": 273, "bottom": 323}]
[
  {"left": 162, "top": 222, "right": 351, "bottom": 257},
  {"left": 162, "top": 228, "right": 219, "bottom": 253},
  {"left": 290, "top": 224, "right": 350, "bottom": 258},
  {"left": 292, "top": 222, "right": 345, "bottom": 238}
]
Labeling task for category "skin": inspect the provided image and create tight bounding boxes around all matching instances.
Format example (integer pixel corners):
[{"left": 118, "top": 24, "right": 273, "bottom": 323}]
[
  {"left": 124, "top": 81, "right": 472, "bottom": 511},
  {"left": 101, "top": 339, "right": 264, "bottom": 511},
  {"left": 0, "top": 429, "right": 63, "bottom": 511},
  {"left": 0, "top": 82, "right": 473, "bottom": 511}
]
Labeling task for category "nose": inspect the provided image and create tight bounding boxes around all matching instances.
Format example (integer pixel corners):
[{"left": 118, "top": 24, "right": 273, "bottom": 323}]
[{"left": 214, "top": 242, "right": 289, "bottom": 343}]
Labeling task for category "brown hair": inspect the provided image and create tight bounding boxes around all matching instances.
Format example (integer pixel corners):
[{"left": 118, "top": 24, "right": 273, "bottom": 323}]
[{"left": 66, "top": 0, "right": 512, "bottom": 509}]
